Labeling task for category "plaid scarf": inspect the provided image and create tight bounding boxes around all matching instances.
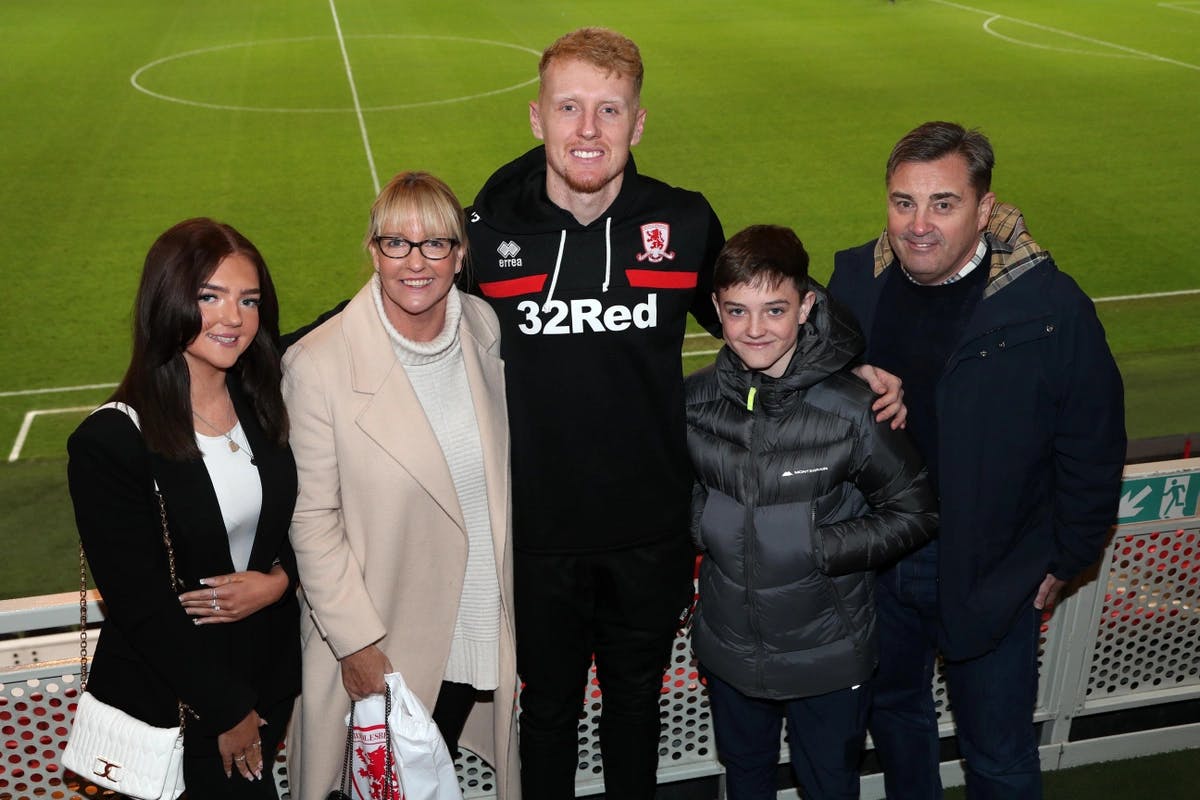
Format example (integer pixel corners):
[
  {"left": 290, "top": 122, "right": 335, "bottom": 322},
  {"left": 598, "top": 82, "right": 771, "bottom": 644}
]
[{"left": 871, "top": 202, "right": 1051, "bottom": 298}]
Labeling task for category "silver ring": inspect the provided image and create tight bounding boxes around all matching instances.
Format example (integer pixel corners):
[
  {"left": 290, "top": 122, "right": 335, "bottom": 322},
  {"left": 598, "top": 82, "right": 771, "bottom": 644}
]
[
  {"left": 211, "top": 599, "right": 218, "bottom": 610},
  {"left": 251, "top": 741, "right": 262, "bottom": 748},
  {"left": 234, "top": 754, "right": 247, "bottom": 762},
  {"left": 211, "top": 587, "right": 217, "bottom": 600}
]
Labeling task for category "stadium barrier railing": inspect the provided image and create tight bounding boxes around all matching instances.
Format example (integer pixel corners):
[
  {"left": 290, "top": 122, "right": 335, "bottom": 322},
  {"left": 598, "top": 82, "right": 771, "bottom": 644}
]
[{"left": 1, "top": 458, "right": 1198, "bottom": 799}]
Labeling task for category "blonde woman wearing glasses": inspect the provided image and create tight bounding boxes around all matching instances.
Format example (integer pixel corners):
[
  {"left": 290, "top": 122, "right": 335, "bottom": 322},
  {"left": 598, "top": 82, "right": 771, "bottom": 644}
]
[{"left": 282, "top": 172, "right": 519, "bottom": 799}]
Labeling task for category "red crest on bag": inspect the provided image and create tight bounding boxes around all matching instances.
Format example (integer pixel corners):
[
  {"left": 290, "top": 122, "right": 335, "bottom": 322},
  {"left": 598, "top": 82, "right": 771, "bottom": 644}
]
[{"left": 351, "top": 722, "right": 403, "bottom": 800}]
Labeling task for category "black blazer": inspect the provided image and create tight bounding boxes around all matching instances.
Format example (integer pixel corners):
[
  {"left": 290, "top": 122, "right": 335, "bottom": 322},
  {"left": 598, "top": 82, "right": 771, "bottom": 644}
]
[{"left": 66, "top": 382, "right": 300, "bottom": 737}]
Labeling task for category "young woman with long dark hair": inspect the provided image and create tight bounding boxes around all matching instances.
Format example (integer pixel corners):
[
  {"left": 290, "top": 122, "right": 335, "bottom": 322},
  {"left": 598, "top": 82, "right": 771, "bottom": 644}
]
[{"left": 66, "top": 217, "right": 300, "bottom": 798}]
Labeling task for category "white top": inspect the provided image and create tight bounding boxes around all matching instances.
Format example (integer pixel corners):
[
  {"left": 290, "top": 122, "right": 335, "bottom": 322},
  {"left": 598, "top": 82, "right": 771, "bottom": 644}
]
[
  {"left": 195, "top": 422, "right": 262, "bottom": 572},
  {"left": 372, "top": 278, "right": 502, "bottom": 690}
]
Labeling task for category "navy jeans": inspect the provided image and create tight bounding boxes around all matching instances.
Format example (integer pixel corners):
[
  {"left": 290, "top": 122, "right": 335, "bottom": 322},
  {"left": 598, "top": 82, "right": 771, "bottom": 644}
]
[
  {"left": 869, "top": 543, "right": 944, "bottom": 800},
  {"left": 870, "top": 542, "right": 1044, "bottom": 799},
  {"left": 705, "top": 670, "right": 869, "bottom": 799},
  {"left": 942, "top": 607, "right": 1043, "bottom": 799}
]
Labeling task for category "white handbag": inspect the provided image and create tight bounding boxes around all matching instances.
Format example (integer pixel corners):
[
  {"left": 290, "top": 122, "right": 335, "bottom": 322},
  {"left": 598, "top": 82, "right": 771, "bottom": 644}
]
[
  {"left": 62, "top": 402, "right": 187, "bottom": 800},
  {"left": 62, "top": 691, "right": 186, "bottom": 800}
]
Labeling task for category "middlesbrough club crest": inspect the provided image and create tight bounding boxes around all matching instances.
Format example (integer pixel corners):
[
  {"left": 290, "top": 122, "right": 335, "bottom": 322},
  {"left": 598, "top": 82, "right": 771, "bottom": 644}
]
[{"left": 636, "top": 222, "right": 676, "bottom": 263}]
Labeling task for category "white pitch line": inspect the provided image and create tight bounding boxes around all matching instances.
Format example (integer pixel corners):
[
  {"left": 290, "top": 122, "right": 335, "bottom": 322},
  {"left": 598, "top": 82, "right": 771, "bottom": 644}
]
[
  {"left": 981, "top": 17, "right": 1141, "bottom": 60},
  {"left": 8, "top": 407, "right": 94, "bottom": 462},
  {"left": 129, "top": 35, "right": 539, "bottom": 114},
  {"left": 0, "top": 291, "right": 1194, "bottom": 401},
  {"left": 679, "top": 289, "right": 1200, "bottom": 356},
  {"left": 1159, "top": 2, "right": 1200, "bottom": 16},
  {"left": 328, "top": 0, "right": 380, "bottom": 196},
  {"left": 0, "top": 382, "right": 117, "bottom": 399},
  {"left": 1093, "top": 288, "right": 1200, "bottom": 303},
  {"left": 930, "top": 0, "right": 1200, "bottom": 71}
]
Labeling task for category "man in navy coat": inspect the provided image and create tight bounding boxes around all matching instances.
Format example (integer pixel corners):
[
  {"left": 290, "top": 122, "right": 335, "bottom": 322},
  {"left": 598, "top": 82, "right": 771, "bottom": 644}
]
[{"left": 828, "top": 121, "right": 1126, "bottom": 799}]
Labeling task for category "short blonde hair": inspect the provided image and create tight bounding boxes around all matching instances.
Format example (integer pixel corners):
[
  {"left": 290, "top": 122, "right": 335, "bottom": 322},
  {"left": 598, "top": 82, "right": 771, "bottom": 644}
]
[
  {"left": 539, "top": 27, "right": 643, "bottom": 96},
  {"left": 365, "top": 171, "right": 467, "bottom": 261}
]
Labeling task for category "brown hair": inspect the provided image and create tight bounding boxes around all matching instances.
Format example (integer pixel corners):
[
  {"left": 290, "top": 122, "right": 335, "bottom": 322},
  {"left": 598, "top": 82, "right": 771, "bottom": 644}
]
[
  {"left": 713, "top": 225, "right": 810, "bottom": 294},
  {"left": 886, "top": 121, "right": 995, "bottom": 198},
  {"left": 112, "top": 218, "right": 287, "bottom": 459},
  {"left": 539, "top": 27, "right": 644, "bottom": 96}
]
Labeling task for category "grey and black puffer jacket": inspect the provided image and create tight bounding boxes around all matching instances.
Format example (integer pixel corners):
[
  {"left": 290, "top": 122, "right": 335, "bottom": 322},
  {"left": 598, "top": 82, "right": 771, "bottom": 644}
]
[{"left": 685, "top": 288, "right": 938, "bottom": 700}]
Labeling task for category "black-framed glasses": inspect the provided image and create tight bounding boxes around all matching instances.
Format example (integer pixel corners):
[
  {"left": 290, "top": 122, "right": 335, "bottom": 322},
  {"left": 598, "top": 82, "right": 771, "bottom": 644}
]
[{"left": 372, "top": 235, "right": 459, "bottom": 260}]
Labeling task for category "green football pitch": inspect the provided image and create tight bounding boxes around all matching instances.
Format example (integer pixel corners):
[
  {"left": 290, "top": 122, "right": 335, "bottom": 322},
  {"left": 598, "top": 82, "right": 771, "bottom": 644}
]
[{"left": 1, "top": 0, "right": 1197, "bottom": 596}]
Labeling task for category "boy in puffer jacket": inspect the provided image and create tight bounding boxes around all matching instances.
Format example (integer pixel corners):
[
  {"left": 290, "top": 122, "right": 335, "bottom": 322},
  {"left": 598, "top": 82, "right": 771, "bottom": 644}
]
[{"left": 684, "top": 225, "right": 938, "bottom": 799}]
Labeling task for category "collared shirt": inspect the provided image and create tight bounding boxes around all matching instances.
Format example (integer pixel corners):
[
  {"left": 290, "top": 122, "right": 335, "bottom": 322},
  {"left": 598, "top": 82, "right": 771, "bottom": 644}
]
[{"left": 901, "top": 236, "right": 988, "bottom": 286}]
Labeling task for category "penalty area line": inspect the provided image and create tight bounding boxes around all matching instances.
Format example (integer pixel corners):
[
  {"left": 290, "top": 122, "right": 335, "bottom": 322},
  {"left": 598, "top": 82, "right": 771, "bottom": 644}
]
[{"left": 8, "top": 406, "right": 94, "bottom": 462}]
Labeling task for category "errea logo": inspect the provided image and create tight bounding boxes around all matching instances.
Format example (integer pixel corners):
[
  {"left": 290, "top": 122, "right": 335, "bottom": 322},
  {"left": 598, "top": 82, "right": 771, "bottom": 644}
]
[{"left": 497, "top": 241, "right": 522, "bottom": 268}]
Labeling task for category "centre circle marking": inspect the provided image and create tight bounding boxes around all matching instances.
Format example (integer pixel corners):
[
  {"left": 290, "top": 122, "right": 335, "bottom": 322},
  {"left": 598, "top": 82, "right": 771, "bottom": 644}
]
[{"left": 130, "top": 35, "right": 540, "bottom": 113}]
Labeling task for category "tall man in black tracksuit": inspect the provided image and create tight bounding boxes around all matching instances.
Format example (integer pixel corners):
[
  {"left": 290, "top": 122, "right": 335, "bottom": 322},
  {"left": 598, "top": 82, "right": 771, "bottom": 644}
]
[
  {"left": 828, "top": 122, "right": 1125, "bottom": 798},
  {"left": 461, "top": 28, "right": 724, "bottom": 799}
]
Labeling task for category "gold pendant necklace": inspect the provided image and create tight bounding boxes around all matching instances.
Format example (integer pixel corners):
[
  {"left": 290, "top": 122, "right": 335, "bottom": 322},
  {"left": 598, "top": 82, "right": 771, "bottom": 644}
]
[{"left": 192, "top": 408, "right": 255, "bottom": 463}]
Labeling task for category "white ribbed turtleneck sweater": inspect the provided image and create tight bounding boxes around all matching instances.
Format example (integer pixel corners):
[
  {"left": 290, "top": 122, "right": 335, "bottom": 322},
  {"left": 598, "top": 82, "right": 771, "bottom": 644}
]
[{"left": 372, "top": 276, "right": 500, "bottom": 690}]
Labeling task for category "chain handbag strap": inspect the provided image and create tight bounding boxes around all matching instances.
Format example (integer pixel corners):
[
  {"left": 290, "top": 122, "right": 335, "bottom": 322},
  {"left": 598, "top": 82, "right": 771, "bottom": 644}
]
[
  {"left": 383, "top": 685, "right": 396, "bottom": 800},
  {"left": 77, "top": 543, "right": 89, "bottom": 687},
  {"left": 331, "top": 701, "right": 356, "bottom": 800},
  {"left": 155, "top": 489, "right": 183, "bottom": 592},
  {"left": 329, "top": 688, "right": 396, "bottom": 800},
  {"left": 77, "top": 484, "right": 187, "bottom": 729}
]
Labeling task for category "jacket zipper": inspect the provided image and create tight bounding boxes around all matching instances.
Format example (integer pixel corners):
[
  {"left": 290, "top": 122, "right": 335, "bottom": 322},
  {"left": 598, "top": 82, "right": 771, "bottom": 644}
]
[{"left": 743, "top": 373, "right": 767, "bottom": 691}]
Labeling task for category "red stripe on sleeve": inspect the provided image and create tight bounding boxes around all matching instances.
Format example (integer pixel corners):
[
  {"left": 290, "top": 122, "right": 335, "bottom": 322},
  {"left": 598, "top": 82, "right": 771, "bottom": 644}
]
[
  {"left": 478, "top": 274, "right": 549, "bottom": 298},
  {"left": 624, "top": 269, "right": 699, "bottom": 289}
]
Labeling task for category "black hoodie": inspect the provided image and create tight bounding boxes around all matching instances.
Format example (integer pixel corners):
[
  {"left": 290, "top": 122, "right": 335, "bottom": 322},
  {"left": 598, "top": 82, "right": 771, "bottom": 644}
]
[{"left": 464, "top": 146, "right": 725, "bottom": 554}]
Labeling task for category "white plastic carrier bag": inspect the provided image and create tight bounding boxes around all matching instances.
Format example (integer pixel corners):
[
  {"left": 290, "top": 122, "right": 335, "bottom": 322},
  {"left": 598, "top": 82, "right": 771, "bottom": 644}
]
[{"left": 336, "top": 671, "right": 462, "bottom": 800}]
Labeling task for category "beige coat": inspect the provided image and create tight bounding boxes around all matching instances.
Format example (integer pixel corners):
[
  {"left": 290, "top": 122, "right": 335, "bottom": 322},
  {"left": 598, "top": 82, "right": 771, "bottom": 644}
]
[{"left": 282, "top": 284, "right": 519, "bottom": 800}]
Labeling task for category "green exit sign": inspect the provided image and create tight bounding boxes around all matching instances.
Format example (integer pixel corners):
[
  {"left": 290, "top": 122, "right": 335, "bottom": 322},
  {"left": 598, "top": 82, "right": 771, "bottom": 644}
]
[{"left": 1119, "top": 470, "right": 1199, "bottom": 524}]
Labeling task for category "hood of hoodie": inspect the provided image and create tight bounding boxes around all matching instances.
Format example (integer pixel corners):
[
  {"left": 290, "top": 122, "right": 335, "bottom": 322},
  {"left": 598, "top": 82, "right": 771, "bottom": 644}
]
[
  {"left": 471, "top": 145, "right": 642, "bottom": 234},
  {"left": 715, "top": 284, "right": 865, "bottom": 411}
]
